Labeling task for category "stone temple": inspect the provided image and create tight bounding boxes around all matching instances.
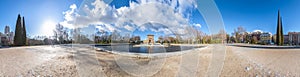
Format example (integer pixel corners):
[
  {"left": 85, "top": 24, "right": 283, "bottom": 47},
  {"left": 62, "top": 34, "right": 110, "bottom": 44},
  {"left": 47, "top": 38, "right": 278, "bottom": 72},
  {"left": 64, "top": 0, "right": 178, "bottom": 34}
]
[{"left": 145, "top": 34, "right": 154, "bottom": 45}]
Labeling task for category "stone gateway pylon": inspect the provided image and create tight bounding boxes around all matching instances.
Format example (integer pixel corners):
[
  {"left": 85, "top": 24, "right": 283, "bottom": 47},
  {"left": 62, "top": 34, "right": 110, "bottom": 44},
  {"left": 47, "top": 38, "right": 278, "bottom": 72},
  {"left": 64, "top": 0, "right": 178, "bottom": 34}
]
[
  {"left": 13, "top": 14, "right": 27, "bottom": 46},
  {"left": 276, "top": 10, "right": 284, "bottom": 46},
  {"left": 146, "top": 34, "right": 154, "bottom": 45}
]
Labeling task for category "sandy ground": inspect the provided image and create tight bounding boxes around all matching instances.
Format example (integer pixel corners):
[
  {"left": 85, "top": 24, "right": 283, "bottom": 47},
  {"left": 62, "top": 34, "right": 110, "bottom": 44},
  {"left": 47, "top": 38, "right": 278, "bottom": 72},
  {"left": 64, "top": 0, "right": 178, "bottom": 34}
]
[
  {"left": 0, "top": 46, "right": 78, "bottom": 76},
  {"left": 0, "top": 44, "right": 299, "bottom": 77}
]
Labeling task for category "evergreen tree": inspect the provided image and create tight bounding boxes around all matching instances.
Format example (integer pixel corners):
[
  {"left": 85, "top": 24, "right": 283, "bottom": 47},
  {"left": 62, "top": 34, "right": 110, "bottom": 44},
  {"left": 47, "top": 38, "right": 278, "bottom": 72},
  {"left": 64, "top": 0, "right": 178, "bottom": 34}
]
[
  {"left": 276, "top": 10, "right": 284, "bottom": 46},
  {"left": 22, "top": 17, "right": 27, "bottom": 45},
  {"left": 14, "top": 14, "right": 23, "bottom": 46},
  {"left": 13, "top": 14, "right": 27, "bottom": 46}
]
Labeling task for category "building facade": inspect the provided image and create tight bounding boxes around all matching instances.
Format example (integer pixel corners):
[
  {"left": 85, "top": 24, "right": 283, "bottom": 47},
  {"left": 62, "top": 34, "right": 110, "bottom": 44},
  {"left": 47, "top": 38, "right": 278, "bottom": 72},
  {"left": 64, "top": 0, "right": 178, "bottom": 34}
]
[
  {"left": 288, "top": 32, "right": 300, "bottom": 45},
  {"left": 260, "top": 32, "right": 272, "bottom": 44},
  {"left": 0, "top": 26, "right": 14, "bottom": 45},
  {"left": 284, "top": 35, "right": 289, "bottom": 44},
  {"left": 5, "top": 26, "right": 9, "bottom": 34}
]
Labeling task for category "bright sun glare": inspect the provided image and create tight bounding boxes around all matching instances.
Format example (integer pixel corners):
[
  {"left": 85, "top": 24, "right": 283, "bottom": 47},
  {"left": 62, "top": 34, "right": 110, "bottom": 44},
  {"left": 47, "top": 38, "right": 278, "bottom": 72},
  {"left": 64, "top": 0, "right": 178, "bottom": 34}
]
[{"left": 41, "top": 20, "right": 56, "bottom": 36}]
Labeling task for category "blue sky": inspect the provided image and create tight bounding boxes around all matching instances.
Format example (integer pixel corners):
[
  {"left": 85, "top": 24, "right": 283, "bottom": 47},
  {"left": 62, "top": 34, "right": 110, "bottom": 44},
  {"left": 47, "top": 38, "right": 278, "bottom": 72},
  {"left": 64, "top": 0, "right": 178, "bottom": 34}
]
[
  {"left": 0, "top": 0, "right": 299, "bottom": 38},
  {"left": 0, "top": 0, "right": 82, "bottom": 36},
  {"left": 216, "top": 0, "right": 300, "bottom": 34}
]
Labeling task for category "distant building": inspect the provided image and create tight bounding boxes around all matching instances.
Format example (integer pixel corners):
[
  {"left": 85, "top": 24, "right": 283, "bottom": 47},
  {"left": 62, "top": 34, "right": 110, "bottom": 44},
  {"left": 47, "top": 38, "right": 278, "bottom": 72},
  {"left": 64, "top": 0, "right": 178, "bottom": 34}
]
[
  {"left": 273, "top": 34, "right": 289, "bottom": 45},
  {"left": 6, "top": 26, "right": 14, "bottom": 45},
  {"left": 0, "top": 32, "right": 9, "bottom": 45},
  {"left": 8, "top": 30, "right": 14, "bottom": 44},
  {"left": 260, "top": 32, "right": 272, "bottom": 44},
  {"left": 133, "top": 36, "right": 140, "bottom": 41},
  {"left": 0, "top": 26, "right": 14, "bottom": 45},
  {"left": 272, "top": 34, "right": 277, "bottom": 44},
  {"left": 288, "top": 32, "right": 300, "bottom": 45},
  {"left": 284, "top": 35, "right": 289, "bottom": 44},
  {"left": 0, "top": 36, "right": 9, "bottom": 45},
  {"left": 5, "top": 26, "right": 10, "bottom": 34}
]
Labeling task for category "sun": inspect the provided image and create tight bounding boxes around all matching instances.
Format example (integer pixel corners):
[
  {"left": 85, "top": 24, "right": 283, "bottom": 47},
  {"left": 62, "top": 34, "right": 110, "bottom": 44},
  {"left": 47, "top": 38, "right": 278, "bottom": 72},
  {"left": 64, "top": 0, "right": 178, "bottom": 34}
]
[{"left": 41, "top": 20, "right": 56, "bottom": 36}]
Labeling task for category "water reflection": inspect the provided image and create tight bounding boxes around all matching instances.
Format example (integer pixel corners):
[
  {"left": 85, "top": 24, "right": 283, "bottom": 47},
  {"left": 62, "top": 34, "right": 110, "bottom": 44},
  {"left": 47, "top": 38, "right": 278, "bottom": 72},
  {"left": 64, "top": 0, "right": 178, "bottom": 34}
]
[{"left": 95, "top": 44, "right": 203, "bottom": 53}]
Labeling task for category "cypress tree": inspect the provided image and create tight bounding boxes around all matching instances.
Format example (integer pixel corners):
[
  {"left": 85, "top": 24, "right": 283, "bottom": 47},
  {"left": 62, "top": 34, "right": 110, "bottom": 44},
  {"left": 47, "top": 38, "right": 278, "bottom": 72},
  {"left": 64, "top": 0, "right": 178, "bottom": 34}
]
[
  {"left": 276, "top": 10, "right": 284, "bottom": 46},
  {"left": 13, "top": 14, "right": 27, "bottom": 46},
  {"left": 14, "top": 14, "right": 23, "bottom": 46},
  {"left": 22, "top": 17, "right": 27, "bottom": 45}
]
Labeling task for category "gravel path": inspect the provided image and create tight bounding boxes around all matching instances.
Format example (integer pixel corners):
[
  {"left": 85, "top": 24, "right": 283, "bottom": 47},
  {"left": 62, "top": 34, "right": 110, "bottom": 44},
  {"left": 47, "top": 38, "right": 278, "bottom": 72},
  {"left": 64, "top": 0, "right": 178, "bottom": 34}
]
[
  {"left": 230, "top": 45, "right": 300, "bottom": 76},
  {"left": 1, "top": 44, "right": 300, "bottom": 76}
]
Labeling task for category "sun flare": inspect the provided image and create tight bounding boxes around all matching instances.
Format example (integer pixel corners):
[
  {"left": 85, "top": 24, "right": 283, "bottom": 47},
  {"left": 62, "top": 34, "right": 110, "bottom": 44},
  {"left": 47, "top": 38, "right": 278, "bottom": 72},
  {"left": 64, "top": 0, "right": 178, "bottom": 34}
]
[{"left": 41, "top": 20, "right": 56, "bottom": 36}]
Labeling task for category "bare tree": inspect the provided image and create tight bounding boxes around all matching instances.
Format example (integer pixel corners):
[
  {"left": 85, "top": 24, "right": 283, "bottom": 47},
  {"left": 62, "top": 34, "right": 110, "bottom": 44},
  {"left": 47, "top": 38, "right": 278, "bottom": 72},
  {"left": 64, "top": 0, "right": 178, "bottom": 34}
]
[
  {"left": 53, "top": 24, "right": 69, "bottom": 44},
  {"left": 233, "top": 26, "right": 246, "bottom": 43},
  {"left": 95, "top": 30, "right": 111, "bottom": 44}
]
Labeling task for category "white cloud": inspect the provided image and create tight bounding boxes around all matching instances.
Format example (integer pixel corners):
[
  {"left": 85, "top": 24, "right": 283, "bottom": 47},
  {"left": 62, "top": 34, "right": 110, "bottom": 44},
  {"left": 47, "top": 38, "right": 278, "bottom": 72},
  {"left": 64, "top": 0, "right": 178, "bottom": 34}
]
[
  {"left": 193, "top": 23, "right": 201, "bottom": 28},
  {"left": 95, "top": 24, "right": 118, "bottom": 32},
  {"left": 253, "top": 30, "right": 263, "bottom": 33},
  {"left": 124, "top": 25, "right": 135, "bottom": 31},
  {"left": 60, "top": 4, "right": 77, "bottom": 29},
  {"left": 60, "top": 0, "right": 118, "bottom": 29},
  {"left": 114, "top": 1, "right": 192, "bottom": 34},
  {"left": 177, "top": 0, "right": 197, "bottom": 15},
  {"left": 60, "top": 0, "right": 199, "bottom": 35}
]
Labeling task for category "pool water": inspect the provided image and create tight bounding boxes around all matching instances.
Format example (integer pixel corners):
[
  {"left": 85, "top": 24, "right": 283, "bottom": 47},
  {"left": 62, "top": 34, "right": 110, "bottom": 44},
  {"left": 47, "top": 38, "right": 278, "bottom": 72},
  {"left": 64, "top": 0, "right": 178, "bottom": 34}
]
[{"left": 95, "top": 45, "right": 203, "bottom": 53}]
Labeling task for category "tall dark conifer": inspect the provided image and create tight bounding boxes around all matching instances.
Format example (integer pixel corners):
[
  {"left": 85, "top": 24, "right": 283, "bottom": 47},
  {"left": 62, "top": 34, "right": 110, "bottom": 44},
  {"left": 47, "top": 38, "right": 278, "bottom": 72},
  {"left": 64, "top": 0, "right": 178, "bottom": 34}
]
[
  {"left": 14, "top": 14, "right": 23, "bottom": 46},
  {"left": 276, "top": 10, "right": 284, "bottom": 46},
  {"left": 22, "top": 17, "right": 27, "bottom": 45},
  {"left": 13, "top": 14, "right": 27, "bottom": 46}
]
